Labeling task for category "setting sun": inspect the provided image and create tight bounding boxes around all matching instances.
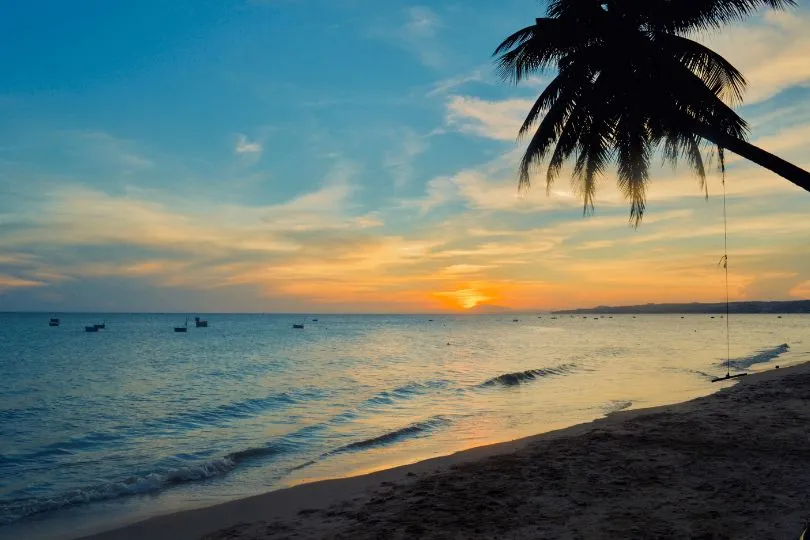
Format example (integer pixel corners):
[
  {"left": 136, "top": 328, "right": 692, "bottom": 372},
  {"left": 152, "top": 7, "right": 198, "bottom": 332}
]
[{"left": 434, "top": 288, "right": 494, "bottom": 310}]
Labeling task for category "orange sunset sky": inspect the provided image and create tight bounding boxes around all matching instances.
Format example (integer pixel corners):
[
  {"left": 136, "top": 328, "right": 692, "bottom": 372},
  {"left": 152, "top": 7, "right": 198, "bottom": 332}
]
[{"left": 1, "top": 1, "right": 809, "bottom": 313}]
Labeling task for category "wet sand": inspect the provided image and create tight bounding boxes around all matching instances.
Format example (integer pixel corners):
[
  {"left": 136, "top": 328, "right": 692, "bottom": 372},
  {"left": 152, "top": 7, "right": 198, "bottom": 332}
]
[{"left": 84, "top": 363, "right": 810, "bottom": 540}]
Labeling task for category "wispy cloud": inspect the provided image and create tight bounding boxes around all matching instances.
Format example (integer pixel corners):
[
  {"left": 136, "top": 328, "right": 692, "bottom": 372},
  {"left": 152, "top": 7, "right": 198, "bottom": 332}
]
[
  {"left": 445, "top": 95, "right": 533, "bottom": 141},
  {"left": 706, "top": 10, "right": 810, "bottom": 103},
  {"left": 0, "top": 275, "right": 44, "bottom": 291},
  {"left": 370, "top": 6, "right": 445, "bottom": 69},
  {"left": 383, "top": 128, "right": 428, "bottom": 188},
  {"left": 64, "top": 130, "right": 154, "bottom": 173},
  {"left": 235, "top": 134, "right": 263, "bottom": 156},
  {"left": 426, "top": 70, "right": 485, "bottom": 97}
]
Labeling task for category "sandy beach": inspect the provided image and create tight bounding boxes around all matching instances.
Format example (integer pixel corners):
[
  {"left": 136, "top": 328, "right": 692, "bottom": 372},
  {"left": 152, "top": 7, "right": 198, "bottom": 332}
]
[{"left": 82, "top": 362, "right": 810, "bottom": 540}]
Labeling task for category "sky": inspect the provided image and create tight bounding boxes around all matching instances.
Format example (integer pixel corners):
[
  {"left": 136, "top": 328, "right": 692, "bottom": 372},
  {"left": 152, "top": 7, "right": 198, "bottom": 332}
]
[{"left": 1, "top": 0, "right": 810, "bottom": 313}]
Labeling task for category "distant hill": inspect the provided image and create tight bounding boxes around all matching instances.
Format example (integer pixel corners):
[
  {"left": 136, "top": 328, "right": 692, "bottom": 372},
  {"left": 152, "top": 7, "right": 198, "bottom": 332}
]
[
  {"left": 553, "top": 300, "right": 810, "bottom": 315},
  {"left": 467, "top": 304, "right": 513, "bottom": 314}
]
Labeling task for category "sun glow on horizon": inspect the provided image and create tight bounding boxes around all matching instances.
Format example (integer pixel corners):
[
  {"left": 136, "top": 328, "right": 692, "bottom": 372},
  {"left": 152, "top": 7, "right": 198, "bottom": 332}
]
[{"left": 434, "top": 288, "right": 496, "bottom": 310}]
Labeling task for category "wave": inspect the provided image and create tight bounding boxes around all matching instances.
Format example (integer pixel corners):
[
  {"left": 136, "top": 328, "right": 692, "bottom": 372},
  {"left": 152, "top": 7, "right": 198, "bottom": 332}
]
[
  {"left": 361, "top": 380, "right": 450, "bottom": 408},
  {"left": 145, "top": 389, "right": 312, "bottom": 431},
  {"left": 3, "top": 389, "right": 315, "bottom": 465},
  {"left": 1, "top": 415, "right": 451, "bottom": 525},
  {"left": 326, "top": 416, "right": 451, "bottom": 456},
  {"left": 603, "top": 400, "right": 633, "bottom": 414},
  {"left": 478, "top": 364, "right": 577, "bottom": 387},
  {"left": 0, "top": 444, "right": 287, "bottom": 526},
  {"left": 1, "top": 389, "right": 454, "bottom": 525},
  {"left": 722, "top": 343, "right": 790, "bottom": 370}
]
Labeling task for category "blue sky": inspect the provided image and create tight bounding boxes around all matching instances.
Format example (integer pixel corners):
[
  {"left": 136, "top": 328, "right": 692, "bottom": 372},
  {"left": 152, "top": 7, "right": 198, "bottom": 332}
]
[{"left": 1, "top": 0, "right": 810, "bottom": 312}]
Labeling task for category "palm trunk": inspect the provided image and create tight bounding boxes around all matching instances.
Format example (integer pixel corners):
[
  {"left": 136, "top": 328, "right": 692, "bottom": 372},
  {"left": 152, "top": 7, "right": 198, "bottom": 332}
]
[{"left": 696, "top": 126, "right": 810, "bottom": 193}]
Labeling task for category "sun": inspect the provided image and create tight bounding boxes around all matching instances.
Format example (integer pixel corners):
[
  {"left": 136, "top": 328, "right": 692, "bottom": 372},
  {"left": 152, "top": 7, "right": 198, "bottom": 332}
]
[{"left": 434, "top": 288, "right": 494, "bottom": 310}]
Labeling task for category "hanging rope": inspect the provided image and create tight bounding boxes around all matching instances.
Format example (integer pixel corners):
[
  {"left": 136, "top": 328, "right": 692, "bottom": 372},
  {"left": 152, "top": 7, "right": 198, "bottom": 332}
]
[
  {"left": 710, "top": 149, "right": 745, "bottom": 384},
  {"left": 720, "top": 149, "right": 731, "bottom": 378}
]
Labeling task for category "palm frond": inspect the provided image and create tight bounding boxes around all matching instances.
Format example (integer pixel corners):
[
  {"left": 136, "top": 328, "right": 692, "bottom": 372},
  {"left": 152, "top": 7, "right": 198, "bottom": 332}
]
[
  {"left": 654, "top": 33, "right": 747, "bottom": 105},
  {"left": 518, "top": 71, "right": 568, "bottom": 138},
  {"left": 546, "top": 0, "right": 607, "bottom": 20},
  {"left": 493, "top": 18, "right": 585, "bottom": 84},
  {"left": 546, "top": 111, "right": 587, "bottom": 192},
  {"left": 616, "top": 112, "right": 651, "bottom": 225},
  {"left": 518, "top": 85, "right": 582, "bottom": 190},
  {"left": 570, "top": 80, "right": 616, "bottom": 215},
  {"left": 685, "top": 135, "right": 709, "bottom": 198},
  {"left": 660, "top": 131, "right": 708, "bottom": 197},
  {"left": 493, "top": 25, "right": 536, "bottom": 56},
  {"left": 640, "top": 0, "right": 796, "bottom": 32},
  {"left": 656, "top": 53, "right": 749, "bottom": 140}
]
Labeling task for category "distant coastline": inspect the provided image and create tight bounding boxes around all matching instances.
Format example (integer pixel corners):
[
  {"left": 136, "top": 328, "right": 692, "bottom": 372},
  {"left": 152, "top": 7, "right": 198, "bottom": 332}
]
[{"left": 552, "top": 300, "right": 810, "bottom": 315}]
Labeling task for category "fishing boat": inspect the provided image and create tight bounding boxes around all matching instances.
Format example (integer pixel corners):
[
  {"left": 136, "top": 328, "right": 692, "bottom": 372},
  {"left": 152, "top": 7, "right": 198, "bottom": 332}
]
[
  {"left": 311, "top": 318, "right": 318, "bottom": 322},
  {"left": 94, "top": 322, "right": 106, "bottom": 330},
  {"left": 194, "top": 317, "right": 208, "bottom": 328},
  {"left": 292, "top": 324, "right": 304, "bottom": 329},
  {"left": 49, "top": 318, "right": 60, "bottom": 327},
  {"left": 85, "top": 325, "right": 99, "bottom": 333},
  {"left": 174, "top": 318, "right": 189, "bottom": 333}
]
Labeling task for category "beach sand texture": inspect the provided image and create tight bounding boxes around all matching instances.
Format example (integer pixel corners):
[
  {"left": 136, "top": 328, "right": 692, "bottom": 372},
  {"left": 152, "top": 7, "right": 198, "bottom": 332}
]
[{"left": 86, "top": 363, "right": 810, "bottom": 540}]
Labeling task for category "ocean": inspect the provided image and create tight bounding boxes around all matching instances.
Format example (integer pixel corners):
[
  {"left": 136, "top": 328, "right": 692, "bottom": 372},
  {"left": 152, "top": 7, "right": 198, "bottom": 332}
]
[{"left": 1, "top": 313, "right": 808, "bottom": 540}]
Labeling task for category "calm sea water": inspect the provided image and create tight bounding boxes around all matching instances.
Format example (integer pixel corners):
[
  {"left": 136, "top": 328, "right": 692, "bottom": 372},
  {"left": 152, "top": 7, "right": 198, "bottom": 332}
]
[{"left": 1, "top": 313, "right": 808, "bottom": 539}]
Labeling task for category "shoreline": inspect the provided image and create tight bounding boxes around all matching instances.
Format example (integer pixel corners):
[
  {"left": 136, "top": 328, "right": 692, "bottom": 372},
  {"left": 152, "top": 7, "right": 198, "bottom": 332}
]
[{"left": 80, "top": 361, "right": 810, "bottom": 540}]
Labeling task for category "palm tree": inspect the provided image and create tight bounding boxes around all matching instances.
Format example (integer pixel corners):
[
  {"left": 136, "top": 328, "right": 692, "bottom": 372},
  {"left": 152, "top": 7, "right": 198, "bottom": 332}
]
[{"left": 494, "top": 0, "right": 810, "bottom": 223}]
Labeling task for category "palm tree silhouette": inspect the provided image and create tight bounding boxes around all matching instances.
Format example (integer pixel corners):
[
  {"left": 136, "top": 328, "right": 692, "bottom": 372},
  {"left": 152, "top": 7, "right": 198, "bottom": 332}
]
[{"left": 494, "top": 0, "right": 809, "bottom": 224}]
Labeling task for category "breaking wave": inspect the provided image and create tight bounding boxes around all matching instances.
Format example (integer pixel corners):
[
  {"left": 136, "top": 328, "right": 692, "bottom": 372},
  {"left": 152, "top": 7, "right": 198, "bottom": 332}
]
[
  {"left": 0, "top": 443, "right": 286, "bottom": 526},
  {"left": 722, "top": 343, "right": 790, "bottom": 370},
  {"left": 327, "top": 416, "right": 451, "bottom": 456},
  {"left": 478, "top": 364, "right": 578, "bottom": 387},
  {"left": 603, "top": 400, "right": 633, "bottom": 414},
  {"left": 361, "top": 380, "right": 450, "bottom": 408},
  {"left": 2, "top": 390, "right": 314, "bottom": 465}
]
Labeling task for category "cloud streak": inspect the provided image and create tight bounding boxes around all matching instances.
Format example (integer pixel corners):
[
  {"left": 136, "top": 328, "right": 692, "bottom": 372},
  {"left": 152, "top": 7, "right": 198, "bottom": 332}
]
[{"left": 235, "top": 134, "right": 262, "bottom": 156}]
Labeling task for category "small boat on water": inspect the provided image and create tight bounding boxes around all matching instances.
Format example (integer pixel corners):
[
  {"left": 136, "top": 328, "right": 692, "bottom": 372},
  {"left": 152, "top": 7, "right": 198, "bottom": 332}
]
[
  {"left": 311, "top": 318, "right": 318, "bottom": 322},
  {"left": 94, "top": 322, "right": 106, "bottom": 330},
  {"left": 85, "top": 325, "right": 99, "bottom": 333},
  {"left": 292, "top": 324, "right": 305, "bottom": 329},
  {"left": 49, "top": 318, "right": 60, "bottom": 327},
  {"left": 175, "top": 318, "right": 189, "bottom": 333},
  {"left": 194, "top": 317, "right": 208, "bottom": 328}
]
